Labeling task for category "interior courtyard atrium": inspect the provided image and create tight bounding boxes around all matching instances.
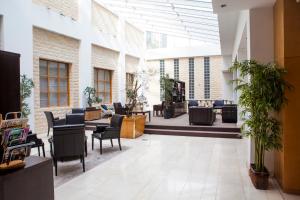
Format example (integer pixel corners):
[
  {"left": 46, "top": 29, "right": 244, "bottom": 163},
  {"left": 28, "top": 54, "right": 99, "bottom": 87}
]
[{"left": 0, "top": 0, "right": 300, "bottom": 199}]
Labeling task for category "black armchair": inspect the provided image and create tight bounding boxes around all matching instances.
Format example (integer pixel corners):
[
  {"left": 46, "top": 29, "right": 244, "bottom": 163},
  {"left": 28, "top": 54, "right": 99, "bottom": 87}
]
[
  {"left": 113, "top": 102, "right": 128, "bottom": 115},
  {"left": 92, "top": 114, "right": 124, "bottom": 154},
  {"left": 66, "top": 113, "right": 88, "bottom": 156},
  {"left": 50, "top": 124, "right": 86, "bottom": 176},
  {"left": 222, "top": 105, "right": 238, "bottom": 123},
  {"left": 44, "top": 111, "right": 66, "bottom": 136}
]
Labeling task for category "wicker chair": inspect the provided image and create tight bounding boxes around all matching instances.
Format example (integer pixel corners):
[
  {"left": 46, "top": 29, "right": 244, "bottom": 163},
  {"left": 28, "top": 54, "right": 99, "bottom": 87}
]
[{"left": 189, "top": 107, "right": 215, "bottom": 126}]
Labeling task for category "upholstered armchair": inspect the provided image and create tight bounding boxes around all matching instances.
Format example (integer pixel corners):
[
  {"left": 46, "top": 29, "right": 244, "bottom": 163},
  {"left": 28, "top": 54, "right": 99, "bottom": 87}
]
[
  {"left": 188, "top": 100, "right": 199, "bottom": 108},
  {"left": 44, "top": 111, "right": 66, "bottom": 136},
  {"left": 213, "top": 100, "right": 225, "bottom": 109},
  {"left": 50, "top": 124, "right": 86, "bottom": 176},
  {"left": 92, "top": 114, "right": 124, "bottom": 154}
]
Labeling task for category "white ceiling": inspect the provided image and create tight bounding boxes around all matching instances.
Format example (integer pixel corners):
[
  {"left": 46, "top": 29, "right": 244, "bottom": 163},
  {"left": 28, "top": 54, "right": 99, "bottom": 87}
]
[
  {"left": 98, "top": 0, "right": 220, "bottom": 45},
  {"left": 212, "top": 0, "right": 276, "bottom": 13},
  {"left": 212, "top": 0, "right": 276, "bottom": 56}
]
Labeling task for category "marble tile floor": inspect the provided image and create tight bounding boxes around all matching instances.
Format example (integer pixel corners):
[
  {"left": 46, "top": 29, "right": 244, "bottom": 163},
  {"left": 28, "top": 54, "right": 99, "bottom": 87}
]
[{"left": 37, "top": 133, "right": 299, "bottom": 200}]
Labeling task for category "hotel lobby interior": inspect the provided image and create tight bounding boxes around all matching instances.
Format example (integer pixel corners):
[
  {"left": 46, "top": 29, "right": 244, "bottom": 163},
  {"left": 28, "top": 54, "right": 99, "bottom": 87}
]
[{"left": 0, "top": 0, "right": 300, "bottom": 200}]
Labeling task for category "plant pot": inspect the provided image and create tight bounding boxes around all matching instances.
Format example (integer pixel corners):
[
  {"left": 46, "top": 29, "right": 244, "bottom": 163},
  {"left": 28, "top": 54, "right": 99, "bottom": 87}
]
[
  {"left": 249, "top": 164, "right": 269, "bottom": 190},
  {"left": 164, "top": 107, "right": 173, "bottom": 119},
  {"left": 121, "top": 115, "right": 146, "bottom": 139}
]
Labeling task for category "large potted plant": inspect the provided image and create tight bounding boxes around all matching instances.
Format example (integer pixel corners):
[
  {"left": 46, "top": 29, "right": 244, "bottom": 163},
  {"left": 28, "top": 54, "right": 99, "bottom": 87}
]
[
  {"left": 160, "top": 74, "right": 174, "bottom": 119},
  {"left": 20, "top": 75, "right": 34, "bottom": 118},
  {"left": 121, "top": 78, "right": 146, "bottom": 139},
  {"left": 83, "top": 86, "right": 102, "bottom": 121},
  {"left": 230, "top": 60, "right": 291, "bottom": 190}
]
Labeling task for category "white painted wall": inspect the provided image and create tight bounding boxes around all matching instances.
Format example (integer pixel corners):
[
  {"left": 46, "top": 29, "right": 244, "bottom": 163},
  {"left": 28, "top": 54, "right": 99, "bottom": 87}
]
[
  {"left": 228, "top": 6, "right": 275, "bottom": 175},
  {"left": 0, "top": 0, "right": 145, "bottom": 130},
  {"left": 0, "top": 0, "right": 35, "bottom": 129}
]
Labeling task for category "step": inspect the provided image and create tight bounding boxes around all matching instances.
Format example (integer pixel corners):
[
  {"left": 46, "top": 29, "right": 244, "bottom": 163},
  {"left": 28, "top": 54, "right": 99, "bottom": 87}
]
[
  {"left": 144, "top": 128, "right": 242, "bottom": 139},
  {"left": 145, "top": 124, "right": 241, "bottom": 133}
]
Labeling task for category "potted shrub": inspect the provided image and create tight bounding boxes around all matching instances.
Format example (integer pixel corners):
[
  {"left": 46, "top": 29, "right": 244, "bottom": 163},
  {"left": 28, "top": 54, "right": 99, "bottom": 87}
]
[
  {"left": 84, "top": 86, "right": 101, "bottom": 108},
  {"left": 20, "top": 75, "right": 34, "bottom": 118},
  {"left": 83, "top": 86, "right": 102, "bottom": 121},
  {"left": 121, "top": 78, "right": 146, "bottom": 139},
  {"left": 230, "top": 60, "right": 291, "bottom": 190},
  {"left": 160, "top": 74, "right": 174, "bottom": 119}
]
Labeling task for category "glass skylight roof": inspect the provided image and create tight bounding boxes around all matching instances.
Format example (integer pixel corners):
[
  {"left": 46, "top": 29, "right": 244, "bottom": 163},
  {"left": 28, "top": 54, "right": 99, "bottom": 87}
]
[{"left": 98, "top": 0, "right": 220, "bottom": 45}]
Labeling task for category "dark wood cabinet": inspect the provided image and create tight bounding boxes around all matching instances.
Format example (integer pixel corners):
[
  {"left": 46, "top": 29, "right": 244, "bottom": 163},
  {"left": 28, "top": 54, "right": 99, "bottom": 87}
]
[{"left": 0, "top": 50, "right": 21, "bottom": 119}]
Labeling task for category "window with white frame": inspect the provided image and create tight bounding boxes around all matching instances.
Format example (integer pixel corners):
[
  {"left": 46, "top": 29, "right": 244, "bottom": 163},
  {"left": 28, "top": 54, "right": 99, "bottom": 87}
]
[
  {"left": 189, "top": 58, "right": 194, "bottom": 99},
  {"left": 160, "top": 60, "right": 165, "bottom": 101},
  {"left": 174, "top": 59, "right": 179, "bottom": 80},
  {"left": 204, "top": 57, "right": 210, "bottom": 99}
]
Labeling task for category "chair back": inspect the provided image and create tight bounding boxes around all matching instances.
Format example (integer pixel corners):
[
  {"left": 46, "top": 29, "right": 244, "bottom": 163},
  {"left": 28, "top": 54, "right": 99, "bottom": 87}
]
[
  {"left": 113, "top": 102, "right": 124, "bottom": 115},
  {"left": 53, "top": 124, "right": 85, "bottom": 158},
  {"left": 44, "top": 111, "right": 54, "bottom": 128},
  {"left": 66, "top": 113, "right": 85, "bottom": 125},
  {"left": 110, "top": 114, "right": 124, "bottom": 128},
  {"left": 72, "top": 108, "right": 85, "bottom": 114}
]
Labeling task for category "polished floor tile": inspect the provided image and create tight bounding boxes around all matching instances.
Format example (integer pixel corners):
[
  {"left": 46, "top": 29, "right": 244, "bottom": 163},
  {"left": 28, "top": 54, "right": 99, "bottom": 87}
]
[{"left": 51, "top": 134, "right": 300, "bottom": 200}]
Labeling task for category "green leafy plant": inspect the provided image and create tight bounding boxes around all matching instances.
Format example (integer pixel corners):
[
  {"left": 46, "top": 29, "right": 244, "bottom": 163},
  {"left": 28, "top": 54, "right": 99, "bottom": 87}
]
[
  {"left": 230, "top": 60, "right": 291, "bottom": 172},
  {"left": 20, "top": 75, "right": 34, "bottom": 118},
  {"left": 84, "top": 86, "right": 102, "bottom": 107},
  {"left": 160, "top": 74, "right": 173, "bottom": 107},
  {"left": 126, "top": 78, "right": 142, "bottom": 115}
]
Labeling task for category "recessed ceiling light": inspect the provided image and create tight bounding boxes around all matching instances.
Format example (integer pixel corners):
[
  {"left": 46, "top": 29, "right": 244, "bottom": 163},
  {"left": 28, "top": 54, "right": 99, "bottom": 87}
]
[{"left": 221, "top": 4, "right": 227, "bottom": 8}]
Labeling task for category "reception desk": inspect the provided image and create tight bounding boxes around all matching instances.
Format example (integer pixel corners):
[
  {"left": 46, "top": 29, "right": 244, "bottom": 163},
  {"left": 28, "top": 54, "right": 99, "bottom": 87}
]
[{"left": 0, "top": 156, "right": 54, "bottom": 200}]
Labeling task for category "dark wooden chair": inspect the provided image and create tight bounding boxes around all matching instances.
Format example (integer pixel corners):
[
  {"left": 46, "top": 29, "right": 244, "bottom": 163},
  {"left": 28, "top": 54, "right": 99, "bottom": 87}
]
[
  {"left": 113, "top": 102, "right": 128, "bottom": 115},
  {"left": 50, "top": 124, "right": 86, "bottom": 176},
  {"left": 44, "top": 111, "right": 66, "bottom": 136},
  {"left": 92, "top": 115, "right": 124, "bottom": 154},
  {"left": 26, "top": 132, "right": 45, "bottom": 157}
]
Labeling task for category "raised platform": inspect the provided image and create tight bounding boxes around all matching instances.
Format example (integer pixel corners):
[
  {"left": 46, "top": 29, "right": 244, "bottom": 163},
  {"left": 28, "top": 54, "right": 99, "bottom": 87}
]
[{"left": 85, "top": 114, "right": 241, "bottom": 139}]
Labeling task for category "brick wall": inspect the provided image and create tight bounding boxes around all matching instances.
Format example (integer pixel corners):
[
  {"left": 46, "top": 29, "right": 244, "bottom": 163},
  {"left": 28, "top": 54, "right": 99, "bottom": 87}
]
[
  {"left": 33, "top": 27, "right": 80, "bottom": 134},
  {"left": 125, "top": 55, "right": 139, "bottom": 74},
  {"left": 32, "top": 0, "right": 78, "bottom": 20},
  {"left": 91, "top": 44, "right": 120, "bottom": 103},
  {"left": 92, "top": 0, "right": 118, "bottom": 37},
  {"left": 146, "top": 56, "right": 223, "bottom": 108}
]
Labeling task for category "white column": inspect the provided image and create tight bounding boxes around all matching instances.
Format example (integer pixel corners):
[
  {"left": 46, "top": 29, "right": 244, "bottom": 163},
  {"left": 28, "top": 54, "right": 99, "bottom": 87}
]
[
  {"left": 78, "top": 0, "right": 92, "bottom": 108},
  {"left": 0, "top": 0, "right": 34, "bottom": 130},
  {"left": 117, "top": 18, "right": 126, "bottom": 104}
]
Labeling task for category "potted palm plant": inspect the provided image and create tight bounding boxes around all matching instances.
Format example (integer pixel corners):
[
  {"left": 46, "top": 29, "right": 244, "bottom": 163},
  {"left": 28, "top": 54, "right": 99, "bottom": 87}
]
[
  {"left": 160, "top": 74, "right": 174, "bottom": 119},
  {"left": 230, "top": 60, "right": 291, "bottom": 190}
]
